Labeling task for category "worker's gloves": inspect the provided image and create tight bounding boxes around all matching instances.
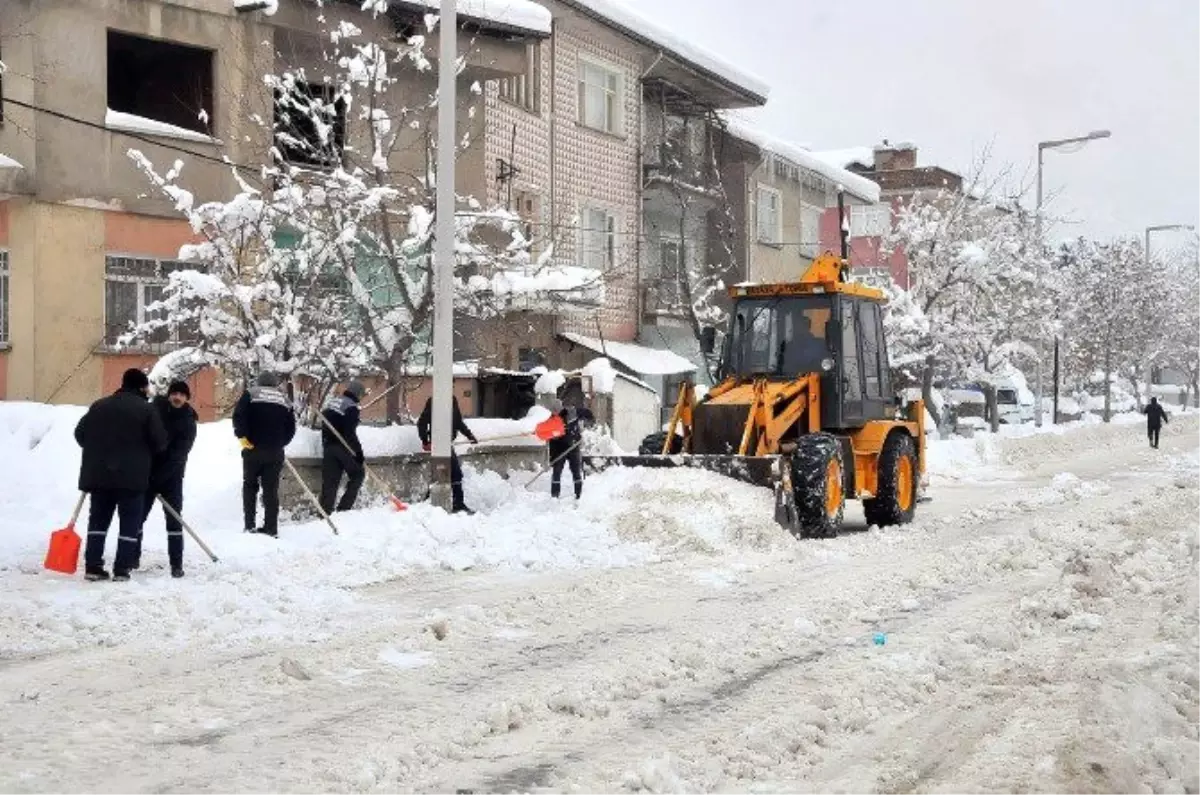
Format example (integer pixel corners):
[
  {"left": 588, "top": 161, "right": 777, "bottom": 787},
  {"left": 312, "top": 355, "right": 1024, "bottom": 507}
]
[{"left": 239, "top": 437, "right": 255, "bottom": 450}]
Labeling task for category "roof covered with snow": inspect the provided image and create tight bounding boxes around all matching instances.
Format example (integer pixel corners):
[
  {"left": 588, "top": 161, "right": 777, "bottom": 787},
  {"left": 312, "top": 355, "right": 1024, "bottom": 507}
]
[
  {"left": 0, "top": 153, "right": 24, "bottom": 170},
  {"left": 399, "top": 0, "right": 553, "bottom": 35},
  {"left": 559, "top": 333, "right": 698, "bottom": 376},
  {"left": 723, "top": 116, "right": 881, "bottom": 204},
  {"left": 561, "top": 0, "right": 769, "bottom": 102},
  {"left": 811, "top": 147, "right": 875, "bottom": 171}
]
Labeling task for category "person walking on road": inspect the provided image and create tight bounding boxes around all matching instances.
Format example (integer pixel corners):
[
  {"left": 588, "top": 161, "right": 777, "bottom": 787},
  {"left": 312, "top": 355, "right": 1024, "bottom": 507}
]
[
  {"left": 548, "top": 398, "right": 594, "bottom": 500},
  {"left": 319, "top": 380, "right": 366, "bottom": 515},
  {"left": 138, "top": 380, "right": 198, "bottom": 578},
  {"left": 1143, "top": 396, "right": 1169, "bottom": 449},
  {"left": 418, "top": 395, "right": 478, "bottom": 514},
  {"left": 233, "top": 372, "right": 296, "bottom": 537},
  {"left": 75, "top": 368, "right": 167, "bottom": 582}
]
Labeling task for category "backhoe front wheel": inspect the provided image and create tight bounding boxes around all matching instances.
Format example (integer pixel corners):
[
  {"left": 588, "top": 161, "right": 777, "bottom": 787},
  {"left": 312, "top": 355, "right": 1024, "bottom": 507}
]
[
  {"left": 791, "top": 433, "right": 845, "bottom": 539},
  {"left": 638, "top": 431, "right": 683, "bottom": 455},
  {"left": 864, "top": 432, "right": 918, "bottom": 527}
]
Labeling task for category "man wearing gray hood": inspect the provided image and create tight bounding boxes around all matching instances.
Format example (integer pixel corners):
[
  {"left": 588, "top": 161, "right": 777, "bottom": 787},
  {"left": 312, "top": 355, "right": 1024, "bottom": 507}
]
[{"left": 319, "top": 380, "right": 367, "bottom": 514}]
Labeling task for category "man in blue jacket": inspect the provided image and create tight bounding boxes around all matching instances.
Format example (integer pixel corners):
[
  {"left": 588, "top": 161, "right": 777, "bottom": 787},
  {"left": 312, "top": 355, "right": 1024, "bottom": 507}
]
[{"left": 233, "top": 372, "right": 296, "bottom": 537}]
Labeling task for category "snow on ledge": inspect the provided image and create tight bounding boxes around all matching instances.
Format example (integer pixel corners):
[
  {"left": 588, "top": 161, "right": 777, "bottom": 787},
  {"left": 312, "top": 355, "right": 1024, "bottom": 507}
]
[
  {"left": 723, "top": 115, "right": 881, "bottom": 204},
  {"left": 232, "top": 0, "right": 278, "bottom": 13},
  {"left": 106, "top": 109, "right": 220, "bottom": 146},
  {"left": 567, "top": 0, "right": 769, "bottom": 100},
  {"left": 560, "top": 332, "right": 698, "bottom": 376},
  {"left": 0, "top": 153, "right": 23, "bottom": 170}
]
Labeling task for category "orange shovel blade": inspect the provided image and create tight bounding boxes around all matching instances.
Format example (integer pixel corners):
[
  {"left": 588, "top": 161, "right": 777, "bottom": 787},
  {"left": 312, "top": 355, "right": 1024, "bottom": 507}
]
[
  {"left": 389, "top": 495, "right": 409, "bottom": 512},
  {"left": 535, "top": 415, "right": 566, "bottom": 441},
  {"left": 44, "top": 525, "right": 82, "bottom": 575}
]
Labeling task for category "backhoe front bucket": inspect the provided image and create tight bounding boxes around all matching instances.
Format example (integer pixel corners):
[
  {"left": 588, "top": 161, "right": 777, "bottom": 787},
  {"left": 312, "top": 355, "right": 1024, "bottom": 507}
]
[{"left": 581, "top": 454, "right": 781, "bottom": 490}]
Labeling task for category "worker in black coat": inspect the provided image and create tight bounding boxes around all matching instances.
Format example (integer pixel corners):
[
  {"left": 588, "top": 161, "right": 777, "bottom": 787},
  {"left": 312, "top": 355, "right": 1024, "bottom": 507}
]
[
  {"left": 1143, "top": 396, "right": 1170, "bottom": 449},
  {"left": 418, "top": 395, "right": 477, "bottom": 514},
  {"left": 137, "top": 380, "right": 198, "bottom": 578},
  {"left": 233, "top": 372, "right": 297, "bottom": 537},
  {"left": 319, "top": 380, "right": 367, "bottom": 514},
  {"left": 548, "top": 398, "right": 594, "bottom": 500},
  {"left": 75, "top": 368, "right": 168, "bottom": 582}
]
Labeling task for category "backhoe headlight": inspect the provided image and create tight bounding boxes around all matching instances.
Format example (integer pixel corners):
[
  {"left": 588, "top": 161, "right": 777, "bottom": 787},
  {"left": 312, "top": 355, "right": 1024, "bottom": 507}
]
[{"left": 821, "top": 358, "right": 835, "bottom": 372}]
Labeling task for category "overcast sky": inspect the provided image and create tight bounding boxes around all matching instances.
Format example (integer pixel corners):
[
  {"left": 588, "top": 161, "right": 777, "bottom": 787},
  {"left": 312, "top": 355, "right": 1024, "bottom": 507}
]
[{"left": 631, "top": 0, "right": 1199, "bottom": 247}]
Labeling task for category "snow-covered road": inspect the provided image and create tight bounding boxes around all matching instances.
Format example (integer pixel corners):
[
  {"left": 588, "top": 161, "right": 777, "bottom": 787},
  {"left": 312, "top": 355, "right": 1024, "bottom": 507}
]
[{"left": 1, "top": 417, "right": 1197, "bottom": 793}]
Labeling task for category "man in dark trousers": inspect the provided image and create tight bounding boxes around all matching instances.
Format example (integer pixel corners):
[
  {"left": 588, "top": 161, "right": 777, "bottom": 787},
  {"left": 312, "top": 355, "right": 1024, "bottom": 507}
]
[
  {"left": 548, "top": 398, "right": 594, "bottom": 500},
  {"left": 1143, "top": 396, "right": 1170, "bottom": 449},
  {"left": 137, "top": 380, "right": 198, "bottom": 578},
  {"left": 75, "top": 368, "right": 168, "bottom": 582},
  {"left": 418, "top": 395, "right": 477, "bottom": 514},
  {"left": 233, "top": 372, "right": 296, "bottom": 537},
  {"left": 320, "top": 380, "right": 366, "bottom": 514}
]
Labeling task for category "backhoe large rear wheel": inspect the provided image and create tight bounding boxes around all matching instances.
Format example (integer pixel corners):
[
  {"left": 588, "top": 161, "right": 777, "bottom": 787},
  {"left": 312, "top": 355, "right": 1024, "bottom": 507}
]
[
  {"left": 791, "top": 433, "right": 845, "bottom": 539},
  {"left": 638, "top": 431, "right": 683, "bottom": 455},
  {"left": 864, "top": 432, "right": 918, "bottom": 527}
]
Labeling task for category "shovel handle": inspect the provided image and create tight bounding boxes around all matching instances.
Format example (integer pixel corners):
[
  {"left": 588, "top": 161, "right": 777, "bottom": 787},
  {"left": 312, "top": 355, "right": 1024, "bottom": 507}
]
[
  {"left": 157, "top": 496, "right": 220, "bottom": 563},
  {"left": 67, "top": 492, "right": 87, "bottom": 528},
  {"left": 284, "top": 458, "right": 341, "bottom": 536}
]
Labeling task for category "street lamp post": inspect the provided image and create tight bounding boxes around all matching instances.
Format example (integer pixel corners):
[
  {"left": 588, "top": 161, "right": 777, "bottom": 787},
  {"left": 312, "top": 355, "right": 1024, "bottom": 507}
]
[
  {"left": 430, "top": 0, "right": 458, "bottom": 510},
  {"left": 1035, "top": 129, "right": 1111, "bottom": 426}
]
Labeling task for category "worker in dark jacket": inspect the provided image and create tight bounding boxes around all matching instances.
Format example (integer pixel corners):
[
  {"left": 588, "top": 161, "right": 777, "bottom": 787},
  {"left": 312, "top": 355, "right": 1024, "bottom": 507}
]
[
  {"left": 233, "top": 372, "right": 296, "bottom": 537},
  {"left": 548, "top": 398, "right": 594, "bottom": 500},
  {"left": 418, "top": 395, "right": 477, "bottom": 514},
  {"left": 137, "top": 380, "right": 198, "bottom": 578},
  {"left": 75, "top": 368, "right": 168, "bottom": 581},
  {"left": 1143, "top": 396, "right": 1170, "bottom": 449},
  {"left": 319, "top": 380, "right": 366, "bottom": 514}
]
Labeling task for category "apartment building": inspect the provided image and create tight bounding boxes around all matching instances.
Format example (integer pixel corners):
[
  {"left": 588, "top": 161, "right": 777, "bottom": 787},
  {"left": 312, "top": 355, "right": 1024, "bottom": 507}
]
[{"left": 0, "top": 0, "right": 545, "bottom": 416}]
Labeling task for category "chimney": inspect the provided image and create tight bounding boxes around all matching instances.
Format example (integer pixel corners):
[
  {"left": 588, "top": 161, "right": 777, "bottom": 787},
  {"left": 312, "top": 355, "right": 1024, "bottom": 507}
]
[{"left": 873, "top": 139, "right": 917, "bottom": 171}]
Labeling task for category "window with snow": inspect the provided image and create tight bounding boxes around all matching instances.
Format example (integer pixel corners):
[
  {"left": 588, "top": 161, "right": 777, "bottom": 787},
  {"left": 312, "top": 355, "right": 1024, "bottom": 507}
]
[
  {"left": 756, "top": 185, "right": 782, "bottom": 246},
  {"left": 579, "top": 207, "right": 616, "bottom": 270},
  {"left": 799, "top": 202, "right": 823, "bottom": 259},
  {"left": 850, "top": 204, "right": 891, "bottom": 238},
  {"left": 104, "top": 256, "right": 198, "bottom": 349},
  {"left": 107, "top": 31, "right": 214, "bottom": 135},
  {"left": 0, "top": 250, "right": 9, "bottom": 345},
  {"left": 274, "top": 80, "right": 347, "bottom": 168},
  {"left": 499, "top": 43, "right": 542, "bottom": 113},
  {"left": 577, "top": 58, "right": 622, "bottom": 135},
  {"left": 657, "top": 238, "right": 688, "bottom": 306}
]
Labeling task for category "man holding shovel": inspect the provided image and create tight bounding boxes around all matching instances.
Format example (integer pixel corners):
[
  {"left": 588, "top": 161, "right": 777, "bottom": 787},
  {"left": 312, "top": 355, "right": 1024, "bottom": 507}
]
[
  {"left": 137, "top": 380, "right": 198, "bottom": 578},
  {"left": 233, "top": 372, "right": 296, "bottom": 537},
  {"left": 418, "top": 395, "right": 477, "bottom": 515},
  {"left": 319, "top": 380, "right": 366, "bottom": 514},
  {"left": 548, "top": 398, "right": 594, "bottom": 500},
  {"left": 75, "top": 368, "right": 168, "bottom": 582}
]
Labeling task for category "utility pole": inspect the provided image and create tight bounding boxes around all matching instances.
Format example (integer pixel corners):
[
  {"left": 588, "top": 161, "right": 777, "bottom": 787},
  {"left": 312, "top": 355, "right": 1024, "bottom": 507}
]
[
  {"left": 430, "top": 0, "right": 458, "bottom": 510},
  {"left": 1034, "top": 129, "right": 1110, "bottom": 425}
]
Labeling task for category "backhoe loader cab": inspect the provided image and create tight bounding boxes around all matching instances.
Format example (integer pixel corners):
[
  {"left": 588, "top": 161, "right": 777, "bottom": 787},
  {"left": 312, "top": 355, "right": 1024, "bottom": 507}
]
[{"left": 589, "top": 250, "right": 926, "bottom": 540}]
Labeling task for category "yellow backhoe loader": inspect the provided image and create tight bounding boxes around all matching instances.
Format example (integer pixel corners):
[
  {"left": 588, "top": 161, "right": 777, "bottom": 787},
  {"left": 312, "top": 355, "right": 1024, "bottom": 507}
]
[{"left": 584, "top": 243, "right": 925, "bottom": 539}]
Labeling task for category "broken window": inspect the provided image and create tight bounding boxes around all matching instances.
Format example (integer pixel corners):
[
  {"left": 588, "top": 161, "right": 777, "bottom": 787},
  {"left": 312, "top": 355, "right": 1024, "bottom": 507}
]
[
  {"left": 107, "top": 30, "right": 214, "bottom": 134},
  {"left": 273, "top": 80, "right": 347, "bottom": 168}
]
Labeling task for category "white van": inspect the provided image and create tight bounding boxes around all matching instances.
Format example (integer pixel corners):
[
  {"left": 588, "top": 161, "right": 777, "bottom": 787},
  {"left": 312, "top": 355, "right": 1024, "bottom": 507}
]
[{"left": 994, "top": 380, "right": 1034, "bottom": 424}]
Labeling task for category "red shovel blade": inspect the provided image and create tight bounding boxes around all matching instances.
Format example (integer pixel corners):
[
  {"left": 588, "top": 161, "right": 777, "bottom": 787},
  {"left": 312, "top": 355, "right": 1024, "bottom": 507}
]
[
  {"left": 389, "top": 495, "right": 409, "bottom": 512},
  {"left": 44, "top": 524, "right": 81, "bottom": 575},
  {"left": 535, "top": 415, "right": 566, "bottom": 441}
]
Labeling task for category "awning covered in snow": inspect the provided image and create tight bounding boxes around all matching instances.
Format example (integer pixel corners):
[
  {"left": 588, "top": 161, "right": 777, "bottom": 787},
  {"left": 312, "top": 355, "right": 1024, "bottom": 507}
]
[{"left": 559, "top": 333, "right": 697, "bottom": 376}]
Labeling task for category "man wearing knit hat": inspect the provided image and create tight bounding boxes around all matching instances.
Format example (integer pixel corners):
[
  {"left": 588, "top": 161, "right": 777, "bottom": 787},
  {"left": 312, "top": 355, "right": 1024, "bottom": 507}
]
[
  {"left": 74, "top": 368, "right": 168, "bottom": 581},
  {"left": 319, "top": 380, "right": 367, "bottom": 514},
  {"left": 233, "top": 372, "right": 296, "bottom": 537},
  {"left": 138, "top": 380, "right": 198, "bottom": 578}
]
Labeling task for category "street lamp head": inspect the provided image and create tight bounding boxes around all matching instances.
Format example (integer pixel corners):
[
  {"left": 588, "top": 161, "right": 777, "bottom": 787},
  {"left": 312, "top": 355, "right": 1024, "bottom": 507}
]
[{"left": 1087, "top": 130, "right": 1112, "bottom": 140}]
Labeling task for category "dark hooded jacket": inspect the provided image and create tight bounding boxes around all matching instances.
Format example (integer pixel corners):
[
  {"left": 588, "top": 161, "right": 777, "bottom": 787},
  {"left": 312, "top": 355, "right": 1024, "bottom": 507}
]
[
  {"left": 75, "top": 388, "right": 168, "bottom": 492},
  {"left": 150, "top": 395, "right": 199, "bottom": 486}
]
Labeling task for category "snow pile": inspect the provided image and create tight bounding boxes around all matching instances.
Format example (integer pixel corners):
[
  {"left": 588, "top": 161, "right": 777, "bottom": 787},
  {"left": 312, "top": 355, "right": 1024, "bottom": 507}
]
[
  {"left": 285, "top": 409, "right": 553, "bottom": 457},
  {"left": 722, "top": 115, "right": 881, "bottom": 203},
  {"left": 470, "top": 265, "right": 605, "bottom": 307},
  {"left": 559, "top": 332, "right": 697, "bottom": 376},
  {"left": 811, "top": 146, "right": 875, "bottom": 170},
  {"left": 397, "top": 0, "right": 552, "bottom": 35},
  {"left": 0, "top": 153, "right": 24, "bottom": 170},
  {"left": 0, "top": 402, "right": 779, "bottom": 658},
  {"left": 581, "top": 357, "right": 618, "bottom": 393}
]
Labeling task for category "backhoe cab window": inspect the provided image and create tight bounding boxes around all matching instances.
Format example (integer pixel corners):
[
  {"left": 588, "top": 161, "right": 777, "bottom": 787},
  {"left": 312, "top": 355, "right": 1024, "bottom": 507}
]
[{"left": 728, "top": 296, "right": 832, "bottom": 377}]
